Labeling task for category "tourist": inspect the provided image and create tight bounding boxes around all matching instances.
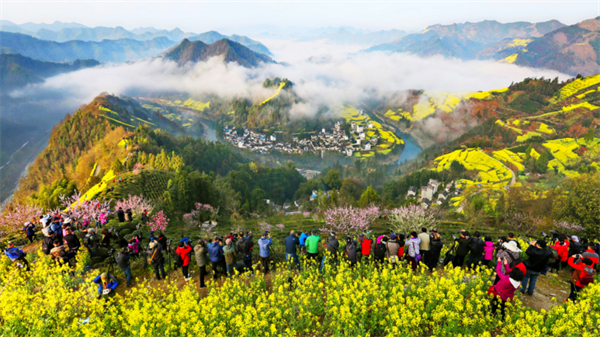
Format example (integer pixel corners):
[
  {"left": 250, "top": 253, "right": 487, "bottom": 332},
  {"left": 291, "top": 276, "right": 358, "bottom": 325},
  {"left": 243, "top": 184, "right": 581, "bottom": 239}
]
[
  {"left": 494, "top": 241, "right": 522, "bottom": 284},
  {"left": 208, "top": 236, "right": 226, "bottom": 280},
  {"left": 23, "top": 221, "right": 37, "bottom": 243},
  {"left": 194, "top": 239, "right": 208, "bottom": 288},
  {"left": 101, "top": 228, "right": 112, "bottom": 248},
  {"left": 358, "top": 231, "right": 374, "bottom": 263},
  {"left": 553, "top": 234, "right": 570, "bottom": 272},
  {"left": 116, "top": 247, "right": 132, "bottom": 287},
  {"left": 490, "top": 257, "right": 524, "bottom": 320},
  {"left": 147, "top": 241, "right": 166, "bottom": 280},
  {"left": 428, "top": 230, "right": 443, "bottom": 271},
  {"left": 321, "top": 232, "right": 339, "bottom": 272},
  {"left": 454, "top": 230, "right": 472, "bottom": 267},
  {"left": 344, "top": 237, "right": 358, "bottom": 268},
  {"left": 576, "top": 243, "right": 599, "bottom": 268},
  {"left": 223, "top": 238, "right": 237, "bottom": 277},
  {"left": 176, "top": 240, "right": 193, "bottom": 281},
  {"left": 468, "top": 231, "right": 485, "bottom": 269},
  {"left": 418, "top": 227, "right": 430, "bottom": 267},
  {"left": 406, "top": 232, "right": 421, "bottom": 271},
  {"left": 386, "top": 233, "right": 400, "bottom": 269},
  {"left": 299, "top": 230, "right": 309, "bottom": 254},
  {"left": 117, "top": 207, "right": 125, "bottom": 223},
  {"left": 93, "top": 272, "right": 119, "bottom": 300},
  {"left": 50, "top": 239, "right": 69, "bottom": 266},
  {"left": 258, "top": 232, "right": 273, "bottom": 274},
  {"left": 507, "top": 233, "right": 521, "bottom": 249},
  {"left": 4, "top": 242, "right": 30, "bottom": 271},
  {"left": 482, "top": 236, "right": 495, "bottom": 268},
  {"left": 521, "top": 240, "right": 551, "bottom": 295},
  {"left": 285, "top": 230, "right": 301, "bottom": 270},
  {"left": 567, "top": 255, "right": 596, "bottom": 302},
  {"left": 305, "top": 229, "right": 321, "bottom": 264}
]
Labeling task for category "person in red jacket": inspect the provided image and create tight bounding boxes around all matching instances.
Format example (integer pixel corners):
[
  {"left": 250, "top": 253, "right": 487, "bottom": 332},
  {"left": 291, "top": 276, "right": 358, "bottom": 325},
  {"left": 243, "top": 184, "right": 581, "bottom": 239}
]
[
  {"left": 553, "top": 235, "right": 569, "bottom": 272},
  {"left": 358, "top": 232, "right": 373, "bottom": 263},
  {"left": 567, "top": 255, "right": 595, "bottom": 302},
  {"left": 176, "top": 241, "right": 193, "bottom": 281}
]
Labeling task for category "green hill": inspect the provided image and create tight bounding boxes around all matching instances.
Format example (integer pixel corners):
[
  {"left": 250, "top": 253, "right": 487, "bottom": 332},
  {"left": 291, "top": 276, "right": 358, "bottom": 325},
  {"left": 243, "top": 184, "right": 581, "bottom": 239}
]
[
  {"left": 0, "top": 53, "right": 99, "bottom": 91},
  {"left": 164, "top": 38, "right": 274, "bottom": 67}
]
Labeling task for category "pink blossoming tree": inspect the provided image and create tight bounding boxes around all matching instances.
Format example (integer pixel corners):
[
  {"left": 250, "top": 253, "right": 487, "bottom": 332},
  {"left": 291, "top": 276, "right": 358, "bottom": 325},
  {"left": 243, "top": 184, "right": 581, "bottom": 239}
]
[
  {"left": 388, "top": 205, "right": 436, "bottom": 235},
  {"left": 321, "top": 205, "right": 380, "bottom": 236},
  {"left": 148, "top": 210, "right": 169, "bottom": 232}
]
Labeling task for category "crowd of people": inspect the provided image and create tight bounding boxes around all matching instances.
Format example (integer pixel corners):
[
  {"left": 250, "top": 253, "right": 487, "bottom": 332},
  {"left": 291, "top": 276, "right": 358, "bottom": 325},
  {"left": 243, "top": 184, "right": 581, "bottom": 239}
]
[{"left": 3, "top": 212, "right": 599, "bottom": 314}]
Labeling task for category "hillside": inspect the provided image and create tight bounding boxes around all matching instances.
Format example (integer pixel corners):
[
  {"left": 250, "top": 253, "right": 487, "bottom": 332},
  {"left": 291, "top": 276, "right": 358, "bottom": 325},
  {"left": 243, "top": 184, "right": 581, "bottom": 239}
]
[
  {"left": 0, "top": 53, "right": 99, "bottom": 91},
  {"left": 512, "top": 17, "right": 600, "bottom": 76},
  {"left": 0, "top": 32, "right": 174, "bottom": 63},
  {"left": 188, "top": 31, "right": 272, "bottom": 56},
  {"left": 13, "top": 93, "right": 246, "bottom": 206},
  {"left": 164, "top": 38, "right": 274, "bottom": 67},
  {"left": 364, "top": 19, "right": 565, "bottom": 60}
]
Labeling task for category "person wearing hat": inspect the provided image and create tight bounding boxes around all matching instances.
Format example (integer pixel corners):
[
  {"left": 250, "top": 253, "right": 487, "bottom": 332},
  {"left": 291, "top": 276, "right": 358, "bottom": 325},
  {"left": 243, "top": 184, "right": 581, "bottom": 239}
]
[
  {"left": 494, "top": 241, "right": 522, "bottom": 285},
  {"left": 92, "top": 272, "right": 119, "bottom": 300},
  {"left": 521, "top": 240, "right": 552, "bottom": 295},
  {"left": 285, "top": 230, "right": 301, "bottom": 271},
  {"left": 258, "top": 232, "right": 273, "bottom": 274},
  {"left": 320, "top": 232, "right": 339, "bottom": 273},
  {"left": 305, "top": 229, "right": 321, "bottom": 264},
  {"left": 4, "top": 242, "right": 30, "bottom": 271},
  {"left": 490, "top": 256, "right": 524, "bottom": 320},
  {"left": 194, "top": 239, "right": 209, "bottom": 288},
  {"left": 147, "top": 241, "right": 166, "bottom": 280},
  {"left": 344, "top": 236, "right": 358, "bottom": 268},
  {"left": 23, "top": 221, "right": 37, "bottom": 243}
]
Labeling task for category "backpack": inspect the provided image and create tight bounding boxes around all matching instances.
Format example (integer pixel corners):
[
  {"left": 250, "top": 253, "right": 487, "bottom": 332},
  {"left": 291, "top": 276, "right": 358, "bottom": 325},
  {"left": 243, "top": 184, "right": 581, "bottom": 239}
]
[
  {"left": 42, "top": 238, "right": 52, "bottom": 255},
  {"left": 174, "top": 253, "right": 183, "bottom": 268},
  {"left": 545, "top": 245, "right": 559, "bottom": 264},
  {"left": 374, "top": 242, "right": 387, "bottom": 259},
  {"left": 579, "top": 267, "right": 596, "bottom": 286}
]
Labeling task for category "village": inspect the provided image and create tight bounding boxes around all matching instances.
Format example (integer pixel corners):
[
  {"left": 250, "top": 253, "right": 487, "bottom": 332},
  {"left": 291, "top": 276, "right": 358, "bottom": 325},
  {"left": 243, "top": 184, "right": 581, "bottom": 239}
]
[
  {"left": 406, "top": 179, "right": 463, "bottom": 210},
  {"left": 222, "top": 121, "right": 380, "bottom": 157}
]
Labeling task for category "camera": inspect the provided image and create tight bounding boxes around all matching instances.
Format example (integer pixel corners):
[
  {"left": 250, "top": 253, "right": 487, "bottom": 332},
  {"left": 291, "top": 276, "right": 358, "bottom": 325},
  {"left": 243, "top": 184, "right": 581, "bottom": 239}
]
[{"left": 451, "top": 234, "right": 457, "bottom": 240}]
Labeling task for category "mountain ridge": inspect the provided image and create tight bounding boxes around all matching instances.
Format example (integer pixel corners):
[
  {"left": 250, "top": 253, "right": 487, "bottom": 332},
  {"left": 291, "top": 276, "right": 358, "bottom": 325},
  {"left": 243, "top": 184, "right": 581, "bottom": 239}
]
[{"left": 164, "top": 38, "right": 274, "bottom": 67}]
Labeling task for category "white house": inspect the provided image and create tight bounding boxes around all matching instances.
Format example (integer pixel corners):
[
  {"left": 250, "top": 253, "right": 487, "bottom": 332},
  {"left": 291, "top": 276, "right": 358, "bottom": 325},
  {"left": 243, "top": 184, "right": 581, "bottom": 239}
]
[
  {"left": 364, "top": 143, "right": 371, "bottom": 151},
  {"left": 346, "top": 148, "right": 353, "bottom": 157}
]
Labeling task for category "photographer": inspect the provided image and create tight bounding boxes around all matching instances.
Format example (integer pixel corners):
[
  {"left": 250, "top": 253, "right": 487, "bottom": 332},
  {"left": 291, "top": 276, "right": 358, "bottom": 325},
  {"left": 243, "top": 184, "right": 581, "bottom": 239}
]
[
  {"left": 428, "top": 229, "right": 443, "bottom": 271},
  {"left": 305, "top": 229, "right": 321, "bottom": 264},
  {"left": 406, "top": 232, "right": 421, "bottom": 271},
  {"left": 208, "top": 236, "right": 226, "bottom": 280},
  {"left": 4, "top": 242, "right": 30, "bottom": 271},
  {"left": 23, "top": 221, "right": 37, "bottom": 243},
  {"left": 194, "top": 239, "right": 209, "bottom": 288},
  {"left": 386, "top": 233, "right": 400, "bottom": 269},
  {"left": 92, "top": 272, "right": 118, "bottom": 300},
  {"left": 418, "top": 228, "right": 430, "bottom": 268},
  {"left": 64, "top": 227, "right": 80, "bottom": 253},
  {"left": 321, "top": 232, "right": 339, "bottom": 273},
  {"left": 521, "top": 240, "right": 551, "bottom": 295},
  {"left": 552, "top": 234, "right": 570, "bottom": 272},
  {"left": 285, "top": 230, "right": 301, "bottom": 270},
  {"left": 467, "top": 231, "right": 485, "bottom": 270},
  {"left": 147, "top": 242, "right": 166, "bottom": 280},
  {"left": 258, "top": 232, "right": 273, "bottom": 274},
  {"left": 116, "top": 247, "right": 132, "bottom": 287},
  {"left": 454, "top": 230, "right": 472, "bottom": 268},
  {"left": 176, "top": 240, "right": 193, "bottom": 281},
  {"left": 223, "top": 238, "right": 237, "bottom": 278}
]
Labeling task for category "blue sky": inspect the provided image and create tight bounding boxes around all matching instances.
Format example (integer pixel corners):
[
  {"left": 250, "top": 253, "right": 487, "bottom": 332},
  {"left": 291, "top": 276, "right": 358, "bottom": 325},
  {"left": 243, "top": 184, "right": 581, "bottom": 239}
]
[{"left": 2, "top": 0, "right": 597, "bottom": 35}]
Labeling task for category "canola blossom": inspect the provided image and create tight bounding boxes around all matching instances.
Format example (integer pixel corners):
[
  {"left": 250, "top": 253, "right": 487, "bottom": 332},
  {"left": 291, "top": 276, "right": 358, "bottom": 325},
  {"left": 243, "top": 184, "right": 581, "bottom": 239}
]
[{"left": 1, "top": 247, "right": 599, "bottom": 337}]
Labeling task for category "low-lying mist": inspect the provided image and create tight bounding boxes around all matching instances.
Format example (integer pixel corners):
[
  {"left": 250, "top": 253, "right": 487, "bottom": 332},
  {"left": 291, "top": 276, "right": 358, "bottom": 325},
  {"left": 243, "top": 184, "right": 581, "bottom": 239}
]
[{"left": 8, "top": 40, "right": 570, "bottom": 123}]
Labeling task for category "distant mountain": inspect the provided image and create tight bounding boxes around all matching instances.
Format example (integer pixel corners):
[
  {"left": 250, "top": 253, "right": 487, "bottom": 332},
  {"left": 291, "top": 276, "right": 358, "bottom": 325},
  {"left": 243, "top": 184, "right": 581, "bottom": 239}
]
[
  {"left": 364, "top": 20, "right": 565, "bottom": 59},
  {"left": 0, "top": 21, "right": 272, "bottom": 56},
  {"left": 512, "top": 17, "right": 600, "bottom": 76},
  {"left": 0, "top": 53, "right": 99, "bottom": 91},
  {"left": 188, "top": 31, "right": 272, "bottom": 56},
  {"left": 164, "top": 38, "right": 274, "bottom": 67},
  {"left": 0, "top": 32, "right": 175, "bottom": 63},
  {"left": 298, "top": 27, "right": 407, "bottom": 46}
]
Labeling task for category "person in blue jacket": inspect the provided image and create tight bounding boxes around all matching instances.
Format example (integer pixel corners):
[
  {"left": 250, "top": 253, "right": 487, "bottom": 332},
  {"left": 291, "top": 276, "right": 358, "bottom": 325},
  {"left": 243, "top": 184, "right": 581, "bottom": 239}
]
[
  {"left": 299, "top": 230, "right": 309, "bottom": 254},
  {"left": 258, "top": 232, "right": 273, "bottom": 274},
  {"left": 4, "top": 242, "right": 30, "bottom": 271},
  {"left": 93, "top": 272, "right": 119, "bottom": 299},
  {"left": 23, "top": 222, "right": 37, "bottom": 243},
  {"left": 208, "top": 236, "right": 226, "bottom": 280}
]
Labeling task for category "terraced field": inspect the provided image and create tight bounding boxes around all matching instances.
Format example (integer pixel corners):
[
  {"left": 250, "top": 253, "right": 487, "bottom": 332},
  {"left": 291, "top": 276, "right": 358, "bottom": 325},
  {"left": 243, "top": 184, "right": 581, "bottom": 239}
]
[
  {"left": 543, "top": 138, "right": 600, "bottom": 178},
  {"left": 433, "top": 148, "right": 512, "bottom": 184},
  {"left": 557, "top": 74, "right": 600, "bottom": 100},
  {"left": 341, "top": 106, "right": 403, "bottom": 158}
]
